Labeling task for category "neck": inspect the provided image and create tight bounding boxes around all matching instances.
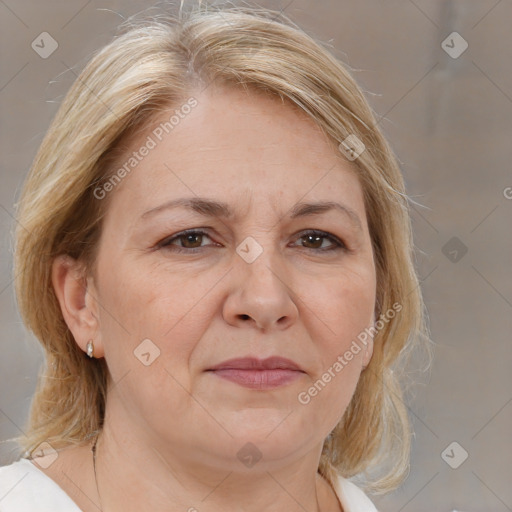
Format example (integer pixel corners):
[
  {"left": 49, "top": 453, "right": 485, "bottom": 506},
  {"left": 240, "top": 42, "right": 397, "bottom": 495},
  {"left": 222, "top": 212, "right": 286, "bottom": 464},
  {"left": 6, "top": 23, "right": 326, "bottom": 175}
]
[{"left": 92, "top": 415, "right": 340, "bottom": 512}]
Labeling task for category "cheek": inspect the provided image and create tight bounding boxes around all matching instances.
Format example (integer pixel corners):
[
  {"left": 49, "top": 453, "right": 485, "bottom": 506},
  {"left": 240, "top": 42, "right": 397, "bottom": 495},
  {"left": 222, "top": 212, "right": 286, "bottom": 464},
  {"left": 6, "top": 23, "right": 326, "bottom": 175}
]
[
  {"left": 94, "top": 260, "right": 208, "bottom": 420},
  {"left": 297, "top": 278, "right": 374, "bottom": 435},
  {"left": 315, "top": 266, "right": 376, "bottom": 350},
  {"left": 97, "top": 256, "right": 189, "bottom": 332},
  {"left": 294, "top": 265, "right": 375, "bottom": 413},
  {"left": 95, "top": 257, "right": 217, "bottom": 376}
]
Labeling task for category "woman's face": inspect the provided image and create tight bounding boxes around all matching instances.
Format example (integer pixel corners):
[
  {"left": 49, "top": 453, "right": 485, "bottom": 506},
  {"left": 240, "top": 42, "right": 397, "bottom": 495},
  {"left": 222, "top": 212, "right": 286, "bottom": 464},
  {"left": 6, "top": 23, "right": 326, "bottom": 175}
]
[{"left": 85, "top": 86, "right": 376, "bottom": 470}]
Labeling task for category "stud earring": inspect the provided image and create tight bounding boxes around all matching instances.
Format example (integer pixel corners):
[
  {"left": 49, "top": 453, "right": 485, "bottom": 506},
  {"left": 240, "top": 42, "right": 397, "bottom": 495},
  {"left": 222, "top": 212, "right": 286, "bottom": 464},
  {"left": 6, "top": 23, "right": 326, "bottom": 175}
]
[{"left": 86, "top": 340, "right": 94, "bottom": 358}]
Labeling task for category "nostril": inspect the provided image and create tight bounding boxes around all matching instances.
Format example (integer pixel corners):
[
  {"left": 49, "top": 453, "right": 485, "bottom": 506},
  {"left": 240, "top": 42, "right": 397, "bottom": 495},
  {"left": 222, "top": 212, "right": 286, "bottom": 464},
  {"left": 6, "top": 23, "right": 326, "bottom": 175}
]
[{"left": 240, "top": 314, "right": 250, "bottom": 320}]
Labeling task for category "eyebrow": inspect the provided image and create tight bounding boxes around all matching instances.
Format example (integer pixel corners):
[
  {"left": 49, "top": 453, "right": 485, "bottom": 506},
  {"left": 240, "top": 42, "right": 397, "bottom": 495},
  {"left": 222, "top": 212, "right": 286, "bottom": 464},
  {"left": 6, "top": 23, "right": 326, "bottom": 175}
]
[{"left": 139, "top": 197, "right": 363, "bottom": 230}]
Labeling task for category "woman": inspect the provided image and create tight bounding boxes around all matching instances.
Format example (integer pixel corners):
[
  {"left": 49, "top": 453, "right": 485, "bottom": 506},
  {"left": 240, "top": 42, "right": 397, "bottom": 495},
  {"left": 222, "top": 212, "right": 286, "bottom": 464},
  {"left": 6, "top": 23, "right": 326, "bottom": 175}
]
[{"left": 0, "top": 5, "right": 427, "bottom": 511}]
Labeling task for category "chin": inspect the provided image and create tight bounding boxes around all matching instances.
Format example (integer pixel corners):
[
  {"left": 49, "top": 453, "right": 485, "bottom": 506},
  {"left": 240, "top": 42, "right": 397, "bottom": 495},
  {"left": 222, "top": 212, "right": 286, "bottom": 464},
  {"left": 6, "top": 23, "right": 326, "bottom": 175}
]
[{"left": 226, "top": 422, "right": 316, "bottom": 460}]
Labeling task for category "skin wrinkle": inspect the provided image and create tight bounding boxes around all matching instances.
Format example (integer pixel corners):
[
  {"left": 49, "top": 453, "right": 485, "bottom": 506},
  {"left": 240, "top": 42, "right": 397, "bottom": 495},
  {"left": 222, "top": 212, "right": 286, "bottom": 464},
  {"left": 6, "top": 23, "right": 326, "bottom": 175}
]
[{"left": 50, "top": 85, "right": 377, "bottom": 512}]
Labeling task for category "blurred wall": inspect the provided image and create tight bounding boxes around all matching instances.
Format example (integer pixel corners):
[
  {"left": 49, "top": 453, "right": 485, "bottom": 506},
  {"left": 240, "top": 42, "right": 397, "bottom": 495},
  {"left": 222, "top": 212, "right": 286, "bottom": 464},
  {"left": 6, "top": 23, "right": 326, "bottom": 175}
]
[{"left": 1, "top": 1, "right": 511, "bottom": 510}]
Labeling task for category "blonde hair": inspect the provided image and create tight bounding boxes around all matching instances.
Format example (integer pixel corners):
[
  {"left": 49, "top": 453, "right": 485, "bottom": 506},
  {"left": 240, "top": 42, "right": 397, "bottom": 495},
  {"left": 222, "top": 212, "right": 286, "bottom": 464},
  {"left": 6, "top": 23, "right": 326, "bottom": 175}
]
[{"left": 13, "top": 4, "right": 428, "bottom": 494}]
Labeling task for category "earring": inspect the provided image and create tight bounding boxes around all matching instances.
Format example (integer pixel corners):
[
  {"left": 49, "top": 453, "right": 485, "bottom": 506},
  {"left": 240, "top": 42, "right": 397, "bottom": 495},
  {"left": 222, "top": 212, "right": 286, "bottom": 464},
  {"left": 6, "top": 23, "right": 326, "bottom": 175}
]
[{"left": 86, "top": 340, "right": 94, "bottom": 358}]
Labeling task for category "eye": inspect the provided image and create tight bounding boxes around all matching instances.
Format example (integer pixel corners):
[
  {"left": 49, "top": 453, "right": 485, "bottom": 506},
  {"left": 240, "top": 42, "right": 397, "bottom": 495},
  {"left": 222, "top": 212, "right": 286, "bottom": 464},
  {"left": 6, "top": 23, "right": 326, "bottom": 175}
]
[
  {"left": 292, "top": 230, "right": 346, "bottom": 252},
  {"left": 157, "top": 229, "right": 215, "bottom": 253},
  {"left": 157, "top": 228, "right": 346, "bottom": 254}
]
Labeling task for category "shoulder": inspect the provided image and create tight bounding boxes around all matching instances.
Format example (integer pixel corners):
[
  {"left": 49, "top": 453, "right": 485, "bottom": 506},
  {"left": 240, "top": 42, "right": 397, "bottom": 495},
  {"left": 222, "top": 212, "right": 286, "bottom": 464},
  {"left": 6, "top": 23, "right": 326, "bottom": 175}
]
[
  {"left": 333, "top": 474, "right": 379, "bottom": 512},
  {"left": 0, "top": 458, "right": 81, "bottom": 511}
]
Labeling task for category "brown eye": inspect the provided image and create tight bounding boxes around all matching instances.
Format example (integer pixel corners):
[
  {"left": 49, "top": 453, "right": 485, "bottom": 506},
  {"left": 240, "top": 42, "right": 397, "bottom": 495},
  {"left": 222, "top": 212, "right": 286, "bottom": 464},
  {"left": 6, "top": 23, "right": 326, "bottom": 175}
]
[
  {"left": 158, "top": 230, "right": 213, "bottom": 252},
  {"left": 294, "top": 230, "right": 345, "bottom": 252},
  {"left": 301, "top": 234, "right": 324, "bottom": 249},
  {"left": 177, "top": 232, "right": 204, "bottom": 248}
]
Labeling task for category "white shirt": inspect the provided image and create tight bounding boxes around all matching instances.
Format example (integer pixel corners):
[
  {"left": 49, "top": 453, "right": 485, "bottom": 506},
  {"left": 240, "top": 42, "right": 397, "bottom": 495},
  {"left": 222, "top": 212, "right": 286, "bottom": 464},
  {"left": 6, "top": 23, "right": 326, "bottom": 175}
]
[{"left": 0, "top": 458, "right": 378, "bottom": 511}]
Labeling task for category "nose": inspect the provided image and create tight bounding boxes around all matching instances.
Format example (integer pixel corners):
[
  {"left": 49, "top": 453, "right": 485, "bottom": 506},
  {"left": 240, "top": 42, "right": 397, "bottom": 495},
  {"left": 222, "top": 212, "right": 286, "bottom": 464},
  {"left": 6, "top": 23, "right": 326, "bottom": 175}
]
[{"left": 222, "top": 247, "right": 299, "bottom": 332}]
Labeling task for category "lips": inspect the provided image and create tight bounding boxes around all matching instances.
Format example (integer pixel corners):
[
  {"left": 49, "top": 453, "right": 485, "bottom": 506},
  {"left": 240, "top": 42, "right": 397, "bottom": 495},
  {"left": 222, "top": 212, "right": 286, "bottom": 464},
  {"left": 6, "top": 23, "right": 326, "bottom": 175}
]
[
  {"left": 207, "top": 357, "right": 305, "bottom": 390},
  {"left": 208, "top": 356, "right": 303, "bottom": 372}
]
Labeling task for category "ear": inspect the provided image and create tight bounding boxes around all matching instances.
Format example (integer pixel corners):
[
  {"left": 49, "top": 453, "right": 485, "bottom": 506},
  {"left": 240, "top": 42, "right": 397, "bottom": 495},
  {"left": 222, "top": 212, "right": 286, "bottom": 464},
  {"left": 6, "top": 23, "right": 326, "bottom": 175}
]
[{"left": 51, "top": 254, "right": 104, "bottom": 358}]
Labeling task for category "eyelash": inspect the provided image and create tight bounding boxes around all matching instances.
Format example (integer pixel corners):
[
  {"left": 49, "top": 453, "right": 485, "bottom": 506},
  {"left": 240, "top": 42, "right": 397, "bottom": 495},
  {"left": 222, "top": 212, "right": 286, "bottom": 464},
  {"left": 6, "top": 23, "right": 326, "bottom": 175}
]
[{"left": 157, "top": 229, "right": 346, "bottom": 254}]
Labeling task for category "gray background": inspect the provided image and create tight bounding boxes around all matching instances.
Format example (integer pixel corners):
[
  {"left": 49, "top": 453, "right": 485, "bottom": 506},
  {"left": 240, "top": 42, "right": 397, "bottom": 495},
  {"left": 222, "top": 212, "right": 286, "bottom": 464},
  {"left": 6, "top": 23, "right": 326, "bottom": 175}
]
[{"left": 1, "top": 1, "right": 511, "bottom": 510}]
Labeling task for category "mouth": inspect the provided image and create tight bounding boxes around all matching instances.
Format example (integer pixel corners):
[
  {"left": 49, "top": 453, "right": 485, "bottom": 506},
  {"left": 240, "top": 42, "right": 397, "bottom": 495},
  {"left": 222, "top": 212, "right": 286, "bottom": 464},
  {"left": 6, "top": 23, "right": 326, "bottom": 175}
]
[{"left": 206, "top": 357, "right": 306, "bottom": 390}]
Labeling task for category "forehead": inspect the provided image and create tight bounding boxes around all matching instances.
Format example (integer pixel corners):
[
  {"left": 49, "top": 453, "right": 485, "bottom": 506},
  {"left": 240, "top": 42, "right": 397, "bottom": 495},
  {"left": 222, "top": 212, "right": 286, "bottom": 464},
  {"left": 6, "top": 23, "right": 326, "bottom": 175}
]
[{"left": 103, "top": 85, "right": 367, "bottom": 225}]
